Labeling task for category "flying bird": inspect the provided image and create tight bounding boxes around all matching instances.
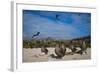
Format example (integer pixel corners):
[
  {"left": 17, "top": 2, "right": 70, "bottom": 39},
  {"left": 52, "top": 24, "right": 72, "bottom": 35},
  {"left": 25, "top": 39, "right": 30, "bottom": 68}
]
[
  {"left": 55, "top": 14, "right": 59, "bottom": 20},
  {"left": 78, "top": 13, "right": 81, "bottom": 16},
  {"left": 32, "top": 32, "right": 40, "bottom": 38}
]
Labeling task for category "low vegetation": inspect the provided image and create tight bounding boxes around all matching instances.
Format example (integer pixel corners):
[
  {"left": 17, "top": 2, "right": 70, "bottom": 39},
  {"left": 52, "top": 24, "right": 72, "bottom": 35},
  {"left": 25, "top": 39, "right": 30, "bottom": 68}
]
[{"left": 23, "top": 36, "right": 91, "bottom": 49}]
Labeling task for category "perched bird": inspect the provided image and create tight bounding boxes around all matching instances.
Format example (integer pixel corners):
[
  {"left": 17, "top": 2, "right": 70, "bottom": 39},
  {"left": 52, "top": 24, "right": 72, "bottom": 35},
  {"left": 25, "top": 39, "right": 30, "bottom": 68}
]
[
  {"left": 79, "top": 40, "right": 87, "bottom": 55},
  {"left": 32, "top": 32, "right": 40, "bottom": 38},
  {"left": 69, "top": 45, "right": 77, "bottom": 53},
  {"left": 54, "top": 44, "right": 66, "bottom": 59},
  {"left": 41, "top": 47, "right": 48, "bottom": 54}
]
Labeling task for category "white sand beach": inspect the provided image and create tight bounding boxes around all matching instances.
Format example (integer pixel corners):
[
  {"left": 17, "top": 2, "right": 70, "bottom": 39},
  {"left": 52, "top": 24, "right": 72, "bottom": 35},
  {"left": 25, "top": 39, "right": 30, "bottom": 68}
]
[{"left": 23, "top": 48, "right": 91, "bottom": 62}]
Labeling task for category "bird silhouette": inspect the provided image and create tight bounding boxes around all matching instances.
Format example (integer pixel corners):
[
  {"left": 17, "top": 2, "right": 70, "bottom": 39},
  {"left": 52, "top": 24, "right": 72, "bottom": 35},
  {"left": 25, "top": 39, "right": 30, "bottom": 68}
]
[
  {"left": 55, "top": 14, "right": 59, "bottom": 20},
  {"left": 32, "top": 32, "right": 40, "bottom": 38},
  {"left": 78, "top": 13, "right": 81, "bottom": 16}
]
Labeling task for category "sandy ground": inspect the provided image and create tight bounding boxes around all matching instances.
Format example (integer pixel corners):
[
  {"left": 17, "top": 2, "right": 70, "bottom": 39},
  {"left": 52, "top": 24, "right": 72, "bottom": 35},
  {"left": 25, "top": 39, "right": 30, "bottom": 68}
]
[{"left": 23, "top": 47, "right": 91, "bottom": 62}]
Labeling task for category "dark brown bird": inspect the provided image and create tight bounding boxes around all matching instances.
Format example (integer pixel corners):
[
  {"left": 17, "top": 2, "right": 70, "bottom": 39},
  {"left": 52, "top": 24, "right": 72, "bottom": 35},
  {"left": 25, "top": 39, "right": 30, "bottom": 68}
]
[
  {"left": 32, "top": 32, "right": 40, "bottom": 38},
  {"left": 54, "top": 44, "right": 66, "bottom": 59},
  {"left": 55, "top": 14, "right": 59, "bottom": 20},
  {"left": 41, "top": 47, "right": 48, "bottom": 54}
]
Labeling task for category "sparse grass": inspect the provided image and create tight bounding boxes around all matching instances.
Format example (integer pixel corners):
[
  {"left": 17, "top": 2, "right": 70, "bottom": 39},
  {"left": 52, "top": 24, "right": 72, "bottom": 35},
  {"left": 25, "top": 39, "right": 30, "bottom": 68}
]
[{"left": 23, "top": 36, "right": 91, "bottom": 49}]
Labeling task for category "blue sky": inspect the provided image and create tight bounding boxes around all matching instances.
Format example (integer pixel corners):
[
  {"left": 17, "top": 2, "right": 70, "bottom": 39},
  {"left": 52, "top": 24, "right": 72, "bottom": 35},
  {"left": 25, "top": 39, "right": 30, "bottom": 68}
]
[{"left": 23, "top": 10, "right": 91, "bottom": 40}]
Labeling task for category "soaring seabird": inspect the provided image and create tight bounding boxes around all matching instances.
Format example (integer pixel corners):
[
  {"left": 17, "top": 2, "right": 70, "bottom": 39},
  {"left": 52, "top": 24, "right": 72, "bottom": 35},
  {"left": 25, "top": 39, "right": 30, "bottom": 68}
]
[
  {"left": 55, "top": 14, "right": 59, "bottom": 20},
  {"left": 32, "top": 32, "right": 40, "bottom": 38}
]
